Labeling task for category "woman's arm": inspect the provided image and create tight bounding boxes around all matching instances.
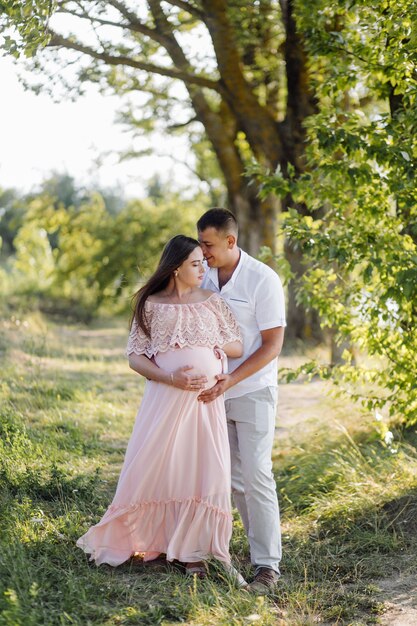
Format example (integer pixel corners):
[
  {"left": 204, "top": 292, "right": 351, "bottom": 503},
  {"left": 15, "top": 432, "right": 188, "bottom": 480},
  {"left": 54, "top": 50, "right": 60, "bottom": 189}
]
[
  {"left": 128, "top": 353, "right": 208, "bottom": 390},
  {"left": 128, "top": 353, "right": 171, "bottom": 384}
]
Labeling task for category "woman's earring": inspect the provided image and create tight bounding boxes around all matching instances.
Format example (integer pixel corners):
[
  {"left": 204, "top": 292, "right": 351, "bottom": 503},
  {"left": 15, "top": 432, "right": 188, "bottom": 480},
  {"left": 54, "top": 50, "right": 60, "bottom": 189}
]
[{"left": 174, "top": 270, "right": 179, "bottom": 277}]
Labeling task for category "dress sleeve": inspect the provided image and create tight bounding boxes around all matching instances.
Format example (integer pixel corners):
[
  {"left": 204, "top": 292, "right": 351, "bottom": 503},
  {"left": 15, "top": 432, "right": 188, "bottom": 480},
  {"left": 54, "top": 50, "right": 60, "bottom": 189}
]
[
  {"left": 211, "top": 294, "right": 243, "bottom": 346},
  {"left": 125, "top": 317, "right": 152, "bottom": 357}
]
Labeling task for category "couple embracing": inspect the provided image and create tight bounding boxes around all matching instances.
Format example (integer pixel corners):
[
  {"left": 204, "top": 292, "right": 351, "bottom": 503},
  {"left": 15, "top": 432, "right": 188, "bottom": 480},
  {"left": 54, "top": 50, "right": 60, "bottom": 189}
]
[{"left": 77, "top": 208, "right": 286, "bottom": 593}]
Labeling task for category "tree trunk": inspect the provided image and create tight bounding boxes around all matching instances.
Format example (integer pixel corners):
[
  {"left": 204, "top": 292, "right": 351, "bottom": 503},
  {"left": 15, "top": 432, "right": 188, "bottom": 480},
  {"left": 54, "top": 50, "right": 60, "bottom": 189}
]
[
  {"left": 279, "top": 0, "right": 323, "bottom": 340},
  {"left": 45, "top": 0, "right": 321, "bottom": 338},
  {"left": 148, "top": 0, "right": 278, "bottom": 255},
  {"left": 226, "top": 184, "right": 279, "bottom": 256},
  {"left": 284, "top": 238, "right": 323, "bottom": 342}
]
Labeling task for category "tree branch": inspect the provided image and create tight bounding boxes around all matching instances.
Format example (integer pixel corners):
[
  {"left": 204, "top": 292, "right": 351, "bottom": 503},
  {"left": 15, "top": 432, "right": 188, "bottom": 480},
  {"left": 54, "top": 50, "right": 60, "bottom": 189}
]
[
  {"left": 146, "top": 0, "right": 251, "bottom": 214},
  {"left": 58, "top": 0, "right": 175, "bottom": 48},
  {"left": 167, "top": 115, "right": 198, "bottom": 129},
  {"left": 200, "top": 0, "right": 281, "bottom": 166},
  {"left": 56, "top": 7, "right": 130, "bottom": 31},
  {"left": 46, "top": 30, "right": 223, "bottom": 92},
  {"left": 164, "top": 0, "right": 205, "bottom": 20},
  {"left": 106, "top": 0, "right": 170, "bottom": 45}
]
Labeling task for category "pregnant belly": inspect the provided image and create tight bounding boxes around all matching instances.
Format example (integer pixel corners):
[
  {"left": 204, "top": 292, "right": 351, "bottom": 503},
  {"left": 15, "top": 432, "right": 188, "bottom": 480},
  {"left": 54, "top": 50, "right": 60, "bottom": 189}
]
[{"left": 154, "top": 346, "right": 222, "bottom": 388}]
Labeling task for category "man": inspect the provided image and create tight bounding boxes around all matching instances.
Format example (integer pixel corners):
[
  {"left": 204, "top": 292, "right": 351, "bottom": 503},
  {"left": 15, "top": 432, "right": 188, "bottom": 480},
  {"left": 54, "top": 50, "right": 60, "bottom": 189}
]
[{"left": 197, "top": 208, "right": 286, "bottom": 594}]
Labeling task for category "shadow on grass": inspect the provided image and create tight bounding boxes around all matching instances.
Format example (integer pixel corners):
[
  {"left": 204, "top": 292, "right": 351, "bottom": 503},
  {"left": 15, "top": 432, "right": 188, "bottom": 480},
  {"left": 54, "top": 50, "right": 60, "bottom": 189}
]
[
  {"left": 0, "top": 517, "right": 260, "bottom": 626},
  {"left": 0, "top": 532, "right": 192, "bottom": 625}
]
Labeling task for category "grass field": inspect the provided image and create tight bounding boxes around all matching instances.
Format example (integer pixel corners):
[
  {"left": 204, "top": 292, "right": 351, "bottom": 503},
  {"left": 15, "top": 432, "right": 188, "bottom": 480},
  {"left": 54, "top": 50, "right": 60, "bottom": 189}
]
[{"left": 1, "top": 310, "right": 417, "bottom": 625}]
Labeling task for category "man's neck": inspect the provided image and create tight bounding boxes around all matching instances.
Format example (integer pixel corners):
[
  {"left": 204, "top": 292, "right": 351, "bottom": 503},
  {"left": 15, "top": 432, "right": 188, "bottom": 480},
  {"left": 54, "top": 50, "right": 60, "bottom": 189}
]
[{"left": 218, "top": 249, "right": 241, "bottom": 289}]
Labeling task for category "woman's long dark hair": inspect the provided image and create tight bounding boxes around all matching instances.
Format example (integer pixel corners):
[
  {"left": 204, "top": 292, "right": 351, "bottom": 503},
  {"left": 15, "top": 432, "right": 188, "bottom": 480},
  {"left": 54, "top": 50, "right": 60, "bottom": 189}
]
[{"left": 131, "top": 234, "right": 201, "bottom": 337}]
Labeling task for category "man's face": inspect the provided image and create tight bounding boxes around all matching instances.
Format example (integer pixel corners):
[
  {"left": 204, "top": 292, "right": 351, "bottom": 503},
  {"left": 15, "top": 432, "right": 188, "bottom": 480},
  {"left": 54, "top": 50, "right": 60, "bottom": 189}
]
[{"left": 198, "top": 227, "right": 230, "bottom": 268}]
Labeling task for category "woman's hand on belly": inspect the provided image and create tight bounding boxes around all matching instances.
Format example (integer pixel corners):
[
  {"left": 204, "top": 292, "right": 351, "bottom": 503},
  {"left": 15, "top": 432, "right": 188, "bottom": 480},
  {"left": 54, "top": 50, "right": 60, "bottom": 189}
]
[
  {"left": 155, "top": 347, "right": 221, "bottom": 390},
  {"left": 171, "top": 366, "right": 208, "bottom": 391}
]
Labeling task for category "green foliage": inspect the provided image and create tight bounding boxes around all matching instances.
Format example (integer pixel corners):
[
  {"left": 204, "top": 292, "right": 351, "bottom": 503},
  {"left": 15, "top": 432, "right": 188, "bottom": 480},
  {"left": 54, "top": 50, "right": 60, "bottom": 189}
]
[
  {"left": 294, "top": 0, "right": 417, "bottom": 106},
  {"left": 0, "top": 0, "right": 54, "bottom": 57},
  {"left": 0, "top": 175, "right": 205, "bottom": 320},
  {"left": 254, "top": 1, "right": 417, "bottom": 425},
  {"left": 0, "top": 187, "right": 26, "bottom": 257}
]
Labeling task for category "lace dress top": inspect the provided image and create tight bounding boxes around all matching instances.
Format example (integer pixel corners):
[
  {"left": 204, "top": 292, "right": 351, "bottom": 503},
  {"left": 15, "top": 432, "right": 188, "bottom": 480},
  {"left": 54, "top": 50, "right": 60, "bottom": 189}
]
[{"left": 126, "top": 293, "right": 242, "bottom": 359}]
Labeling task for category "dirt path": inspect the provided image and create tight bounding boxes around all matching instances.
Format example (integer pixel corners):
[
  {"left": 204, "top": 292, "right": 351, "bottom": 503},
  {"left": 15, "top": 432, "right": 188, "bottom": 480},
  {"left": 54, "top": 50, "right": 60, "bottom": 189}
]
[
  {"left": 277, "top": 377, "right": 333, "bottom": 432},
  {"left": 277, "top": 371, "right": 417, "bottom": 626},
  {"left": 378, "top": 575, "right": 417, "bottom": 626}
]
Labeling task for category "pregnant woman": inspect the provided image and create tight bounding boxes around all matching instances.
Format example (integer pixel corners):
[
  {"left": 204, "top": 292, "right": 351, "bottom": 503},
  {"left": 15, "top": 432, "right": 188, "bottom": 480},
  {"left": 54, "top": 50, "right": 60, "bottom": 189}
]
[{"left": 77, "top": 235, "right": 244, "bottom": 582}]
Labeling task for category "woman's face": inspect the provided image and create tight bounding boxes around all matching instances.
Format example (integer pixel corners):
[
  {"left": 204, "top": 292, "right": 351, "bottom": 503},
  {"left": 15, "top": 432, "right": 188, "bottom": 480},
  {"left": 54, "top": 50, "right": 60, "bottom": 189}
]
[{"left": 176, "top": 246, "right": 205, "bottom": 287}]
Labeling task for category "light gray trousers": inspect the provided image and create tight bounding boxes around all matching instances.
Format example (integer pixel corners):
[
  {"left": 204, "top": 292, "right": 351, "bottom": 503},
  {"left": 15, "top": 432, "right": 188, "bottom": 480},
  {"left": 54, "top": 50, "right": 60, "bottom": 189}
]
[{"left": 225, "top": 387, "right": 281, "bottom": 574}]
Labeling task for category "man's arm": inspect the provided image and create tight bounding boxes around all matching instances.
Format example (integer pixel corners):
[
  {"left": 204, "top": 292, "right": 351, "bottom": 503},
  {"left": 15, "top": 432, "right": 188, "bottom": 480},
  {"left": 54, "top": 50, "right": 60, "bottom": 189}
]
[
  {"left": 198, "top": 326, "right": 285, "bottom": 403},
  {"left": 221, "top": 339, "right": 243, "bottom": 358}
]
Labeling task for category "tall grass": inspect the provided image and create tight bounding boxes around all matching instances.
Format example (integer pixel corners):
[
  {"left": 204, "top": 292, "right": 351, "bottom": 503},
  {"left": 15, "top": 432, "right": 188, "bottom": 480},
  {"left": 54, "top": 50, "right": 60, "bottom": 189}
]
[{"left": 1, "top": 310, "right": 417, "bottom": 625}]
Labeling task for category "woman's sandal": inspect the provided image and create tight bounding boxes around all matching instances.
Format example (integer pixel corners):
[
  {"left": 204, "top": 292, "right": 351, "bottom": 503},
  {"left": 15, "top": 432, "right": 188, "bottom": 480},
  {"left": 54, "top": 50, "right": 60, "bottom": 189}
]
[{"left": 185, "top": 561, "right": 207, "bottom": 579}]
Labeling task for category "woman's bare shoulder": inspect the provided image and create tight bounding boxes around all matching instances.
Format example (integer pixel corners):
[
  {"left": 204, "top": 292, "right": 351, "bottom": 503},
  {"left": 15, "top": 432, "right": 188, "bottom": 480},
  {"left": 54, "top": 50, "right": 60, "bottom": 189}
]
[
  {"left": 200, "top": 288, "right": 217, "bottom": 299},
  {"left": 147, "top": 289, "right": 217, "bottom": 305},
  {"left": 147, "top": 292, "right": 169, "bottom": 304}
]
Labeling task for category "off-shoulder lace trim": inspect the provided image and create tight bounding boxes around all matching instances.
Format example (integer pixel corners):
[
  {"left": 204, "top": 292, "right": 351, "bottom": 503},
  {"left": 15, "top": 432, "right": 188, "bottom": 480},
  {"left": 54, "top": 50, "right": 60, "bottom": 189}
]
[
  {"left": 146, "top": 293, "right": 218, "bottom": 307},
  {"left": 126, "top": 293, "right": 242, "bottom": 358}
]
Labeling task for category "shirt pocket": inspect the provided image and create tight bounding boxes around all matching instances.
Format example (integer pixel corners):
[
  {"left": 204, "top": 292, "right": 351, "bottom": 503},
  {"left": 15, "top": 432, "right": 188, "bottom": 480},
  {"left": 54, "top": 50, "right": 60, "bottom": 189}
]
[{"left": 227, "top": 297, "right": 253, "bottom": 326}]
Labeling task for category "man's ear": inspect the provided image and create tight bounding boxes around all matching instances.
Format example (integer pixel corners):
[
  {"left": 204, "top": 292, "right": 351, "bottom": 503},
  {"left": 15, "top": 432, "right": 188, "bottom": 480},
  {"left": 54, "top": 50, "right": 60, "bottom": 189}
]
[{"left": 226, "top": 234, "right": 236, "bottom": 248}]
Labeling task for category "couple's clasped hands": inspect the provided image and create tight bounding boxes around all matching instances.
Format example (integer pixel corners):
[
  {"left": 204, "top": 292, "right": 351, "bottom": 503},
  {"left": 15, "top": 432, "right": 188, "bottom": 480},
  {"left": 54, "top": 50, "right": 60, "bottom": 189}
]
[
  {"left": 198, "top": 373, "right": 232, "bottom": 403},
  {"left": 170, "top": 366, "right": 232, "bottom": 403}
]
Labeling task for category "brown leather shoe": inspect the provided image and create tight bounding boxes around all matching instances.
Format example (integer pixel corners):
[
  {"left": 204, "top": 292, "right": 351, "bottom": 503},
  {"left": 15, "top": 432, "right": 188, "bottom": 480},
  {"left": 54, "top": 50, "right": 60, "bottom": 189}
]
[{"left": 247, "top": 567, "right": 280, "bottom": 594}]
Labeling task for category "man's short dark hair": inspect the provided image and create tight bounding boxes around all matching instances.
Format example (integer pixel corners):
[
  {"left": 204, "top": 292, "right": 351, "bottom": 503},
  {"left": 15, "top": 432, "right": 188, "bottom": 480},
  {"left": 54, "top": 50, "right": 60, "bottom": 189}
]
[{"left": 197, "top": 208, "right": 238, "bottom": 235}]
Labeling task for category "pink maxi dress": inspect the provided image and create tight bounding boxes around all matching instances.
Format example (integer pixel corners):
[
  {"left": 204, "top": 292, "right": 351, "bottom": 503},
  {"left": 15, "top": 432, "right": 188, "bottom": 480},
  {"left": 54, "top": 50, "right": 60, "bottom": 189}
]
[{"left": 77, "top": 293, "right": 242, "bottom": 567}]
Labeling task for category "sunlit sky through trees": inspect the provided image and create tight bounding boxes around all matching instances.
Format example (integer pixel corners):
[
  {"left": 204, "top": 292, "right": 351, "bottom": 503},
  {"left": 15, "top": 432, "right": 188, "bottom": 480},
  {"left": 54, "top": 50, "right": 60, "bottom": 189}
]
[{"left": 0, "top": 52, "right": 194, "bottom": 197}]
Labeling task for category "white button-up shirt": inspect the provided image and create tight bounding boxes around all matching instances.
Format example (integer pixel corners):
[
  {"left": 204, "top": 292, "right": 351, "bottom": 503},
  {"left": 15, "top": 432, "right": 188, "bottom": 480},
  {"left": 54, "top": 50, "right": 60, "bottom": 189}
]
[{"left": 202, "top": 249, "right": 286, "bottom": 399}]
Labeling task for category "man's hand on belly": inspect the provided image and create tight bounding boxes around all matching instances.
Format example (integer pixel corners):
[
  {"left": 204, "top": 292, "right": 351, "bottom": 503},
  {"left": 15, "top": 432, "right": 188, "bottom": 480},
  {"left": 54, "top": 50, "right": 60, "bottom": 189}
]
[{"left": 197, "top": 373, "right": 233, "bottom": 403}]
